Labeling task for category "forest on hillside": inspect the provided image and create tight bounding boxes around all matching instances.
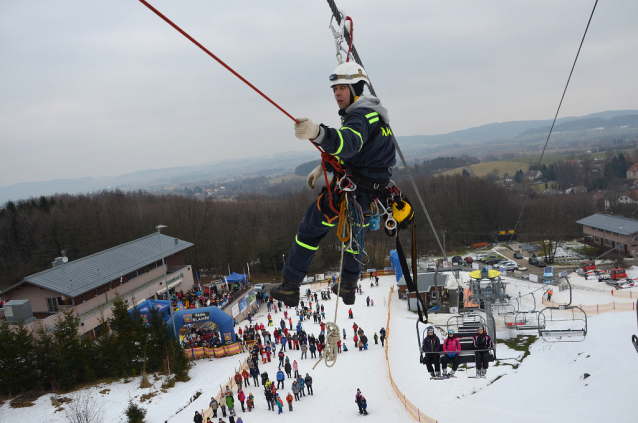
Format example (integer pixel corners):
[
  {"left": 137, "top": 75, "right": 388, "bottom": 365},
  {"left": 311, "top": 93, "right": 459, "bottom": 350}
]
[{"left": 0, "top": 174, "right": 600, "bottom": 290}]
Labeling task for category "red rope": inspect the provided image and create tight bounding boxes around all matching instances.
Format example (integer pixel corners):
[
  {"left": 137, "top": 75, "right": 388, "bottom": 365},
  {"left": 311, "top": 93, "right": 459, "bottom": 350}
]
[
  {"left": 137, "top": 0, "right": 344, "bottom": 214},
  {"left": 137, "top": 0, "right": 298, "bottom": 124}
]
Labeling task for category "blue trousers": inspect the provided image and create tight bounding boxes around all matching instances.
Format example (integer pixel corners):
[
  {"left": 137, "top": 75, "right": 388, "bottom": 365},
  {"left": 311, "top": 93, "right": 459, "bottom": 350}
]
[{"left": 283, "top": 188, "right": 376, "bottom": 287}]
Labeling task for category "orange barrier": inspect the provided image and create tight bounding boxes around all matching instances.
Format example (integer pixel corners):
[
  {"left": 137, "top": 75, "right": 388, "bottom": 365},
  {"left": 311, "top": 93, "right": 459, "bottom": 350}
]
[
  {"left": 385, "top": 286, "right": 439, "bottom": 423},
  {"left": 611, "top": 290, "right": 637, "bottom": 299},
  {"left": 201, "top": 356, "right": 250, "bottom": 421},
  {"left": 541, "top": 298, "right": 636, "bottom": 313},
  {"left": 185, "top": 342, "right": 245, "bottom": 360}
]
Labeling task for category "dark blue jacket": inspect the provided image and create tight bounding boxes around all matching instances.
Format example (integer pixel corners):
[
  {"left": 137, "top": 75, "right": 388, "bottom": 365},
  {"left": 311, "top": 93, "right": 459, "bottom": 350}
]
[
  {"left": 315, "top": 95, "right": 396, "bottom": 179},
  {"left": 422, "top": 335, "right": 441, "bottom": 353}
]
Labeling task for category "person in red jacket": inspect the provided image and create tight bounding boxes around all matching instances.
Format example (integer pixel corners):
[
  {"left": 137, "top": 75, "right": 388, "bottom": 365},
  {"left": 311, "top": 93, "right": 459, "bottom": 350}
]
[
  {"left": 241, "top": 369, "right": 250, "bottom": 387},
  {"left": 440, "top": 329, "right": 461, "bottom": 378}
]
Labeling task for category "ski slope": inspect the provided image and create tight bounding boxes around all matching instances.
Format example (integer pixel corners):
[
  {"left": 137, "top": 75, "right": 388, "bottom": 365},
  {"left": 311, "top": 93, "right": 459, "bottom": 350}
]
[{"left": 1, "top": 273, "right": 637, "bottom": 423}]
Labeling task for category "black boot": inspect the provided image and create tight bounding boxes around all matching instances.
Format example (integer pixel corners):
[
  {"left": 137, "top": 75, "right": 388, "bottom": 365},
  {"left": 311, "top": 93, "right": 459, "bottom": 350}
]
[
  {"left": 331, "top": 283, "right": 356, "bottom": 305},
  {"left": 271, "top": 278, "right": 300, "bottom": 307}
]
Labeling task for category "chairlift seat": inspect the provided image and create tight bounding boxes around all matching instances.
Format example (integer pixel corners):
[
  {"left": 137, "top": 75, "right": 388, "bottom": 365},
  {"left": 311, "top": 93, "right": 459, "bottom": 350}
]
[{"left": 540, "top": 329, "right": 586, "bottom": 338}]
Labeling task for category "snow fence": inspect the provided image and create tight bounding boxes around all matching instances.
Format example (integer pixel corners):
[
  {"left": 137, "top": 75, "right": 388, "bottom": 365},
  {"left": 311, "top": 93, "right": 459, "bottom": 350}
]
[
  {"left": 386, "top": 286, "right": 439, "bottom": 423},
  {"left": 611, "top": 289, "right": 638, "bottom": 299},
  {"left": 541, "top": 298, "right": 636, "bottom": 313}
]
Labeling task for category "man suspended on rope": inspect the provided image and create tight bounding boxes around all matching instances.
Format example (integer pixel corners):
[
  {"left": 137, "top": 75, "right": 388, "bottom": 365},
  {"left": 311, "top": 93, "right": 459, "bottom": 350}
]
[{"left": 271, "top": 62, "right": 395, "bottom": 307}]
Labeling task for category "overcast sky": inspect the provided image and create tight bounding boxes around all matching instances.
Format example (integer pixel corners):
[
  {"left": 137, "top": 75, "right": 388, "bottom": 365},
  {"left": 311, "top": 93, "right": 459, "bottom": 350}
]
[{"left": 1, "top": 0, "right": 637, "bottom": 187}]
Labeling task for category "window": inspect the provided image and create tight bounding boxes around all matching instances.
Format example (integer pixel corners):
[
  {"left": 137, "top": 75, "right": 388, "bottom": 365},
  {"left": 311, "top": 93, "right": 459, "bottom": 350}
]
[
  {"left": 82, "top": 294, "right": 87, "bottom": 303},
  {"left": 108, "top": 282, "right": 113, "bottom": 291},
  {"left": 95, "top": 288, "right": 99, "bottom": 296},
  {"left": 127, "top": 267, "right": 148, "bottom": 281},
  {"left": 46, "top": 297, "right": 58, "bottom": 313}
]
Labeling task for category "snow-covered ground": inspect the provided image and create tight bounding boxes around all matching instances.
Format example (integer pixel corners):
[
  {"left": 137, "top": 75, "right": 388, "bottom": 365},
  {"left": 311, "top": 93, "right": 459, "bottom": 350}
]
[{"left": 1, "top": 272, "right": 637, "bottom": 423}]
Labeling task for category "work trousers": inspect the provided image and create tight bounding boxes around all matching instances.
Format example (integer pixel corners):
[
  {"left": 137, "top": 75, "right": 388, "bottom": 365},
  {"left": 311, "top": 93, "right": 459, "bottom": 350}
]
[
  {"left": 283, "top": 188, "right": 376, "bottom": 286},
  {"left": 423, "top": 353, "right": 441, "bottom": 373},
  {"left": 440, "top": 354, "right": 460, "bottom": 371},
  {"left": 475, "top": 351, "right": 491, "bottom": 370},
  {"left": 277, "top": 380, "right": 284, "bottom": 389}
]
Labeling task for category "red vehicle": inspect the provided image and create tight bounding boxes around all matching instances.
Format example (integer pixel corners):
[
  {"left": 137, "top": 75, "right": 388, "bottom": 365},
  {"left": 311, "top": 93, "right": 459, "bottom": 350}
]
[
  {"left": 611, "top": 268, "right": 628, "bottom": 280},
  {"left": 583, "top": 261, "right": 596, "bottom": 272},
  {"left": 464, "top": 256, "right": 474, "bottom": 264}
]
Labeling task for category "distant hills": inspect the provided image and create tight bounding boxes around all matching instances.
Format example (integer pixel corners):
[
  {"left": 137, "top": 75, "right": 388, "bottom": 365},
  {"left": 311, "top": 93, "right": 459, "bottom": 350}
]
[
  {"left": 397, "top": 110, "right": 638, "bottom": 148},
  {"left": 2, "top": 110, "right": 637, "bottom": 204}
]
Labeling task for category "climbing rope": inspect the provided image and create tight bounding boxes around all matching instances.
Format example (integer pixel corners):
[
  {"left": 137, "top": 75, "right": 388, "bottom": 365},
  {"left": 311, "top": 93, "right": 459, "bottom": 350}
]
[
  {"left": 136, "top": 0, "right": 344, "bottom": 216},
  {"left": 314, "top": 246, "right": 346, "bottom": 369}
]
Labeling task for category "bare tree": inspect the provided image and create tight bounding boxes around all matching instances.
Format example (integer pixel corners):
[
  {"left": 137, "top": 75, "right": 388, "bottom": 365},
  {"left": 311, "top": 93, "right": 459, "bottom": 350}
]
[{"left": 60, "top": 390, "right": 104, "bottom": 423}]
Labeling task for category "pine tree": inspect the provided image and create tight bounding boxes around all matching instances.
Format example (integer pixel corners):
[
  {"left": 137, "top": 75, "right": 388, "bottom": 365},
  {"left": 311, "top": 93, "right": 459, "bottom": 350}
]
[
  {"left": 53, "top": 308, "right": 86, "bottom": 390},
  {"left": 34, "top": 325, "right": 60, "bottom": 391},
  {"left": 125, "top": 399, "right": 147, "bottom": 423},
  {"left": 0, "top": 321, "right": 37, "bottom": 395}
]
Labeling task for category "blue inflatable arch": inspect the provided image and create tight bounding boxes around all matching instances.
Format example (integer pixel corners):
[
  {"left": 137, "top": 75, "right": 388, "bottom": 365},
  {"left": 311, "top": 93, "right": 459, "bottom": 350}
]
[{"left": 133, "top": 300, "right": 236, "bottom": 343}]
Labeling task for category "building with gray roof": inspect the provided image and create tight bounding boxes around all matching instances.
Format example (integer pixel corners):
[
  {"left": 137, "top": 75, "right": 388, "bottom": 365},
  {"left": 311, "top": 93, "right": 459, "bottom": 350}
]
[
  {"left": 0, "top": 232, "right": 195, "bottom": 337},
  {"left": 576, "top": 213, "right": 638, "bottom": 255}
]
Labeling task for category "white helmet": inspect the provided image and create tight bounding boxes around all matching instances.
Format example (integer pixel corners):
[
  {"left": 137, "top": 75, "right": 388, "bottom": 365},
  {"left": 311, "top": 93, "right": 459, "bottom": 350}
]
[{"left": 329, "top": 62, "right": 369, "bottom": 88}]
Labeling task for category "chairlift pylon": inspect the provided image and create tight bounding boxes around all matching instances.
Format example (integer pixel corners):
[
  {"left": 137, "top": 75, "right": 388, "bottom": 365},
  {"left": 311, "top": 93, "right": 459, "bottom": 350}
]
[{"left": 538, "top": 276, "right": 587, "bottom": 342}]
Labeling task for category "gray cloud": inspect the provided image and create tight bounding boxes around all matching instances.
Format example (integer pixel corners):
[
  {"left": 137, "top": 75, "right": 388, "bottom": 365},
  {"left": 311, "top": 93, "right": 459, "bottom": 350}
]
[{"left": 1, "top": 0, "right": 636, "bottom": 187}]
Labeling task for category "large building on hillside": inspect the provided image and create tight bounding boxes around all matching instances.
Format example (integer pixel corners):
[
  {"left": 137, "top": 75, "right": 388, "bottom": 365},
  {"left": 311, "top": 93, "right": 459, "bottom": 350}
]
[
  {"left": 576, "top": 213, "right": 638, "bottom": 255},
  {"left": 0, "top": 233, "right": 195, "bottom": 337}
]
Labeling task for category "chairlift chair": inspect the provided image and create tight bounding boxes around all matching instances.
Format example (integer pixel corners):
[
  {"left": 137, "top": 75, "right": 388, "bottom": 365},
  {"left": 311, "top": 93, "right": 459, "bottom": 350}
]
[{"left": 538, "top": 277, "right": 587, "bottom": 342}]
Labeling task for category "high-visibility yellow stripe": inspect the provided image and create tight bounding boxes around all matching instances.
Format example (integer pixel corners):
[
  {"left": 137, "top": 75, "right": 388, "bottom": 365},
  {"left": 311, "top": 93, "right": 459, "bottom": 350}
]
[
  {"left": 343, "top": 244, "right": 358, "bottom": 254},
  {"left": 333, "top": 130, "right": 344, "bottom": 155},
  {"left": 296, "top": 235, "right": 319, "bottom": 251},
  {"left": 341, "top": 126, "right": 363, "bottom": 151},
  {"left": 322, "top": 221, "right": 336, "bottom": 227},
  {"left": 365, "top": 112, "right": 378, "bottom": 118},
  {"left": 369, "top": 117, "right": 379, "bottom": 124}
]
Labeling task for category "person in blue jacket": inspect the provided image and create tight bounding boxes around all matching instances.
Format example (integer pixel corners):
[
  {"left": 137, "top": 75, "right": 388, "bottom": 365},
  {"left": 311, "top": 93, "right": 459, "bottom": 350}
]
[
  {"left": 271, "top": 61, "right": 396, "bottom": 307},
  {"left": 276, "top": 369, "right": 285, "bottom": 389},
  {"left": 421, "top": 326, "right": 442, "bottom": 378}
]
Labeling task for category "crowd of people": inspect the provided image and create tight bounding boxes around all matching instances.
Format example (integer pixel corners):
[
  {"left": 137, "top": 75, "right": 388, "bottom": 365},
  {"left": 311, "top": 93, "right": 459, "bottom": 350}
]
[{"left": 189, "top": 279, "right": 386, "bottom": 422}]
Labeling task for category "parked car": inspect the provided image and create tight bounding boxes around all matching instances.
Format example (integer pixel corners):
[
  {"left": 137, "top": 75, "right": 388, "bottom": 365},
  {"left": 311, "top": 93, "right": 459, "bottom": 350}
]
[
  {"left": 529, "top": 257, "right": 546, "bottom": 267},
  {"left": 513, "top": 252, "right": 523, "bottom": 259},
  {"left": 485, "top": 258, "right": 503, "bottom": 266},
  {"left": 476, "top": 253, "right": 489, "bottom": 260},
  {"left": 482, "top": 255, "right": 499, "bottom": 263},
  {"left": 499, "top": 261, "right": 518, "bottom": 271},
  {"left": 254, "top": 283, "right": 265, "bottom": 293},
  {"left": 464, "top": 256, "right": 474, "bottom": 264}
]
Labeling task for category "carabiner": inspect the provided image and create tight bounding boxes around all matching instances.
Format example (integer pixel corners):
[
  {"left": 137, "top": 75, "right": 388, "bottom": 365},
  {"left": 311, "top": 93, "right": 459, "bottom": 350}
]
[{"left": 337, "top": 176, "right": 357, "bottom": 192}]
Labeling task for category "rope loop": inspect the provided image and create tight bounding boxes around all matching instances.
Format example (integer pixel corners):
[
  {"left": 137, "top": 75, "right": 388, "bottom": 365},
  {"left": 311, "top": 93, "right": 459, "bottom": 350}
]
[{"left": 312, "top": 322, "right": 341, "bottom": 369}]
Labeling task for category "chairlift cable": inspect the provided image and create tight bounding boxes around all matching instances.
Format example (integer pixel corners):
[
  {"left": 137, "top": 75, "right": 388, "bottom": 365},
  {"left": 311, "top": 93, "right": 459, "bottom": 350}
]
[{"left": 509, "top": 0, "right": 599, "bottom": 241}]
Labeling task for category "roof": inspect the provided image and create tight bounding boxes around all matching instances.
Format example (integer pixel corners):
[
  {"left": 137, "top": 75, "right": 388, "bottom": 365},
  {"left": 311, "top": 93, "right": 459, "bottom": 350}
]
[
  {"left": 5, "top": 234, "right": 193, "bottom": 298},
  {"left": 628, "top": 163, "right": 638, "bottom": 173},
  {"left": 576, "top": 213, "right": 638, "bottom": 236}
]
